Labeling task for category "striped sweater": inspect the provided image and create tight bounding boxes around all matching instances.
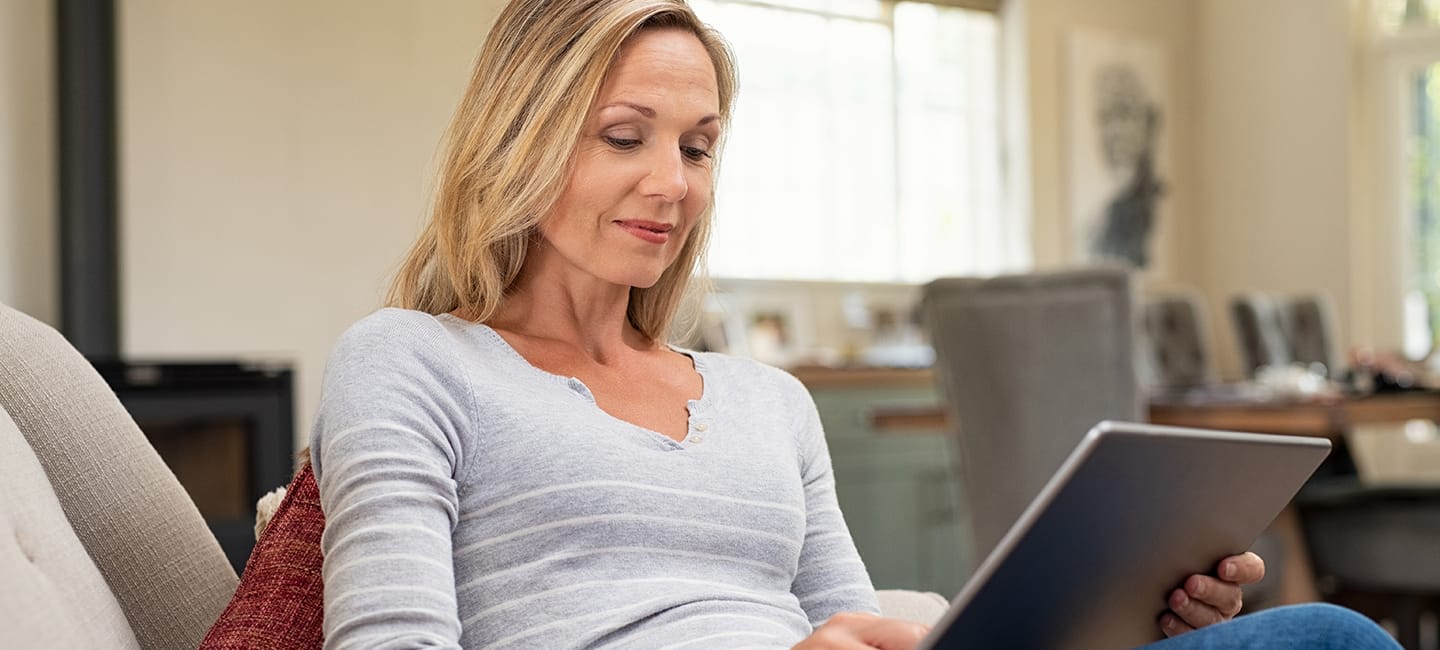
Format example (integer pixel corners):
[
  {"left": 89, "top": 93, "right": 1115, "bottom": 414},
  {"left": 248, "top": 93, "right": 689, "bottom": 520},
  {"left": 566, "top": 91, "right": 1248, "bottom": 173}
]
[{"left": 310, "top": 309, "right": 879, "bottom": 649}]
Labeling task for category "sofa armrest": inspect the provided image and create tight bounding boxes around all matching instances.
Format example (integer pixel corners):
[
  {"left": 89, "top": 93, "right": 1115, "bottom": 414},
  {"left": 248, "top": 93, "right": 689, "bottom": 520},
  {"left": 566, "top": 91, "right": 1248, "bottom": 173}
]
[{"left": 876, "top": 589, "right": 950, "bottom": 625}]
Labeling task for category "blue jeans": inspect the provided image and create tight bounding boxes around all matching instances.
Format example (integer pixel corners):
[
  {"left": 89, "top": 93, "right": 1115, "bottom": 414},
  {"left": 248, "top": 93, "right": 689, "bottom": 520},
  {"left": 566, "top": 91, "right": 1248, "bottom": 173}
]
[{"left": 1139, "top": 604, "right": 1401, "bottom": 649}]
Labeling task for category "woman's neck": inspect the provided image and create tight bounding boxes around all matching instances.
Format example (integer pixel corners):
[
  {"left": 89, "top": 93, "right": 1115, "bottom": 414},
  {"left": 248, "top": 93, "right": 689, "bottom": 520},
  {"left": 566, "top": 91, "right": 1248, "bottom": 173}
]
[{"left": 487, "top": 267, "right": 654, "bottom": 365}]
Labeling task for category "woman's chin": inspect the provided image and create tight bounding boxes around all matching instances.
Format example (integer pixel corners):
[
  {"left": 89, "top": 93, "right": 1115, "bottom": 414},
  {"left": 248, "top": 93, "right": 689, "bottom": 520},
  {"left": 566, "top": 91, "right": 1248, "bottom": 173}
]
[
  {"left": 607, "top": 263, "right": 671, "bottom": 290},
  {"left": 625, "top": 274, "right": 664, "bottom": 290}
]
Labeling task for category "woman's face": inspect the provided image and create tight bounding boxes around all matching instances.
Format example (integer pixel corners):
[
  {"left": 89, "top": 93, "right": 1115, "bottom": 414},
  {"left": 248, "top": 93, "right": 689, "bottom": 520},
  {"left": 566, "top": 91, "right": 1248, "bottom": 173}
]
[{"left": 535, "top": 28, "right": 721, "bottom": 290}]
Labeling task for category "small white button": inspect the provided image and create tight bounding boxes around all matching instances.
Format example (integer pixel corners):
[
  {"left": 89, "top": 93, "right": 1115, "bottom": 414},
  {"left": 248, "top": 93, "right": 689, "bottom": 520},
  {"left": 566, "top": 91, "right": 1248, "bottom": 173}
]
[
  {"left": 694, "top": 422, "right": 708, "bottom": 432},
  {"left": 689, "top": 435, "right": 705, "bottom": 444}
]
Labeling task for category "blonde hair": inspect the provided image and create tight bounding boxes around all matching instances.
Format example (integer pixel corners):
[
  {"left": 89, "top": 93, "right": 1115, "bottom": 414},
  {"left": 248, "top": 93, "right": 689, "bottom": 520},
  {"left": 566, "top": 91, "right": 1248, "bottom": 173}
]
[{"left": 387, "top": 0, "right": 737, "bottom": 341}]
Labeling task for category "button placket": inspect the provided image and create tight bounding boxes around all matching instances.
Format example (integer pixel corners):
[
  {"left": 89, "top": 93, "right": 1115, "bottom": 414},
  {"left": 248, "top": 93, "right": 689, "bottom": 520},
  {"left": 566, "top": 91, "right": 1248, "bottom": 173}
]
[{"left": 687, "top": 420, "right": 708, "bottom": 444}]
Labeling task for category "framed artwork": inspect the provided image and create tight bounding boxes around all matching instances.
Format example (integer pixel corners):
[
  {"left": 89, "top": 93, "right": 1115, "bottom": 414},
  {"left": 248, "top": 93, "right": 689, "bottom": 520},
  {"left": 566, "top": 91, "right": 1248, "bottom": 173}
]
[{"left": 1065, "top": 29, "right": 1170, "bottom": 269}]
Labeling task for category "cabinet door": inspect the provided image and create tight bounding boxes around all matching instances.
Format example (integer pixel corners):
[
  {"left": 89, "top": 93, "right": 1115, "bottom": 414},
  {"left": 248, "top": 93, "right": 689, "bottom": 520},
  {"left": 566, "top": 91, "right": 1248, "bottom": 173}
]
[
  {"left": 916, "top": 464, "right": 969, "bottom": 598},
  {"left": 812, "top": 381, "right": 971, "bottom": 597},
  {"left": 831, "top": 438, "right": 970, "bottom": 597}
]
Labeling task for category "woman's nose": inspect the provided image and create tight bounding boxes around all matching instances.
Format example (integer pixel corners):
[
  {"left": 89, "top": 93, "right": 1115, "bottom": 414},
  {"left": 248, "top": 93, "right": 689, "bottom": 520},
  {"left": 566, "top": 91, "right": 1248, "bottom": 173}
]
[{"left": 638, "top": 146, "right": 688, "bottom": 203}]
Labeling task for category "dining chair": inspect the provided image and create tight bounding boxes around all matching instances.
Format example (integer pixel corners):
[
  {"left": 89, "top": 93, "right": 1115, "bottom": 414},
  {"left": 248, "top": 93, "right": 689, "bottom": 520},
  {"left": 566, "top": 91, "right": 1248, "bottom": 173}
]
[
  {"left": 1139, "top": 291, "right": 1216, "bottom": 391},
  {"left": 920, "top": 266, "right": 1143, "bottom": 568},
  {"left": 1286, "top": 294, "right": 1342, "bottom": 378},
  {"left": 1230, "top": 292, "right": 1293, "bottom": 377}
]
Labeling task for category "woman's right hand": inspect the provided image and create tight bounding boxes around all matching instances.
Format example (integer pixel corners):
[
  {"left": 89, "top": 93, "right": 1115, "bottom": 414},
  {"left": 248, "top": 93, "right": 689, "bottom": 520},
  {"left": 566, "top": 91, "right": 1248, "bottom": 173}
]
[{"left": 793, "top": 612, "right": 930, "bottom": 650}]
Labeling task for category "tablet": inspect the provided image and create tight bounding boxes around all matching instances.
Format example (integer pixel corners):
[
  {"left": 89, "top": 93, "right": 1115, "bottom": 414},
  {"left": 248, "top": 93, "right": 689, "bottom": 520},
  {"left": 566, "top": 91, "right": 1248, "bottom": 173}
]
[{"left": 917, "top": 421, "right": 1331, "bottom": 650}]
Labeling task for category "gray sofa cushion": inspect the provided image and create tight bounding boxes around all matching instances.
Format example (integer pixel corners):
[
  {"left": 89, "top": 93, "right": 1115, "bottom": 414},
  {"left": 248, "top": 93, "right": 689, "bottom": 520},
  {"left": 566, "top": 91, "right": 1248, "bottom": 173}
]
[
  {"left": 876, "top": 589, "right": 949, "bottom": 626},
  {"left": 0, "top": 303, "right": 237, "bottom": 649},
  {"left": 0, "top": 405, "right": 140, "bottom": 649}
]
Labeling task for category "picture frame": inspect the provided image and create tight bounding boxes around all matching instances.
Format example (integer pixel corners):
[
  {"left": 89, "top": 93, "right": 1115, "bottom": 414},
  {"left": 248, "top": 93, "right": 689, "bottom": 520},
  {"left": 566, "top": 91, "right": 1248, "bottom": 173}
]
[{"left": 1065, "top": 28, "right": 1171, "bottom": 270}]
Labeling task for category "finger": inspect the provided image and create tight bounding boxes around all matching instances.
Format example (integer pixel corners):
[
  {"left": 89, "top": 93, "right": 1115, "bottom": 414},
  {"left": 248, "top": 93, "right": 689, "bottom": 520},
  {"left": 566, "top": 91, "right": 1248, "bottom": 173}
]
[
  {"left": 1169, "top": 587, "right": 1226, "bottom": 630},
  {"left": 822, "top": 612, "right": 882, "bottom": 631},
  {"left": 802, "top": 613, "right": 885, "bottom": 650},
  {"left": 795, "top": 628, "right": 874, "bottom": 650},
  {"left": 1184, "top": 574, "right": 1244, "bottom": 617},
  {"left": 811, "top": 613, "right": 928, "bottom": 650},
  {"left": 856, "top": 618, "right": 931, "bottom": 650},
  {"left": 1219, "top": 552, "right": 1265, "bottom": 585},
  {"left": 1159, "top": 612, "right": 1195, "bottom": 638}
]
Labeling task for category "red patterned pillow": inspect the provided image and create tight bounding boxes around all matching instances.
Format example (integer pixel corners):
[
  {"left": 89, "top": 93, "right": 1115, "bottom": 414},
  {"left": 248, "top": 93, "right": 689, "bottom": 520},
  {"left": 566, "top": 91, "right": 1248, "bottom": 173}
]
[{"left": 201, "top": 462, "right": 325, "bottom": 649}]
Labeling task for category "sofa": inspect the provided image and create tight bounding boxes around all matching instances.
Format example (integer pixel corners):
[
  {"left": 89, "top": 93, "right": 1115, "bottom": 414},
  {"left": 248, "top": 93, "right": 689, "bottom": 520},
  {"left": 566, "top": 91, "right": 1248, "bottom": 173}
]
[
  {"left": 0, "top": 302, "right": 237, "bottom": 649},
  {"left": 0, "top": 302, "right": 947, "bottom": 649}
]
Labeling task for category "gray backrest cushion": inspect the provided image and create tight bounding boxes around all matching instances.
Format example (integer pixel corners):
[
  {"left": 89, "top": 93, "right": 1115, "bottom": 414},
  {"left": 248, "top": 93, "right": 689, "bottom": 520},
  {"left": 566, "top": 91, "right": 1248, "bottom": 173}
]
[
  {"left": 1141, "top": 293, "right": 1214, "bottom": 389},
  {"left": 922, "top": 267, "right": 1141, "bottom": 566},
  {"left": 1229, "top": 292, "right": 1293, "bottom": 376},
  {"left": 0, "top": 404, "right": 141, "bottom": 650},
  {"left": 0, "top": 303, "right": 237, "bottom": 649},
  {"left": 875, "top": 589, "right": 949, "bottom": 626},
  {"left": 1286, "top": 294, "right": 1340, "bottom": 378}
]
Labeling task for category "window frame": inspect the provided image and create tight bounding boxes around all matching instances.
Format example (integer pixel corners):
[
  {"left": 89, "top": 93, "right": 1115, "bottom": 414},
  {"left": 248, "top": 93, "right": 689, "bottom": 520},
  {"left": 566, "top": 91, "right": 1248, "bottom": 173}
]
[{"left": 1363, "top": 17, "right": 1440, "bottom": 356}]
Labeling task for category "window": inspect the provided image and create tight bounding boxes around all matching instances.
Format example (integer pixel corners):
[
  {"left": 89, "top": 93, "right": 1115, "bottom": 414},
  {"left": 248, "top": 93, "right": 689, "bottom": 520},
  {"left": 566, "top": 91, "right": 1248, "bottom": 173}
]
[
  {"left": 692, "top": 0, "right": 1023, "bottom": 282},
  {"left": 1374, "top": 0, "right": 1440, "bottom": 356},
  {"left": 1378, "top": 0, "right": 1440, "bottom": 33},
  {"left": 1406, "top": 60, "right": 1440, "bottom": 357}
]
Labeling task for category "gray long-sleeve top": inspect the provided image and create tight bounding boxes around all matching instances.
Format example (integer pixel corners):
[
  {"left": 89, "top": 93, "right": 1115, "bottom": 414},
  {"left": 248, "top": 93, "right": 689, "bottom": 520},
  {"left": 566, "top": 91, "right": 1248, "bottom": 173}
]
[{"left": 310, "top": 309, "right": 879, "bottom": 649}]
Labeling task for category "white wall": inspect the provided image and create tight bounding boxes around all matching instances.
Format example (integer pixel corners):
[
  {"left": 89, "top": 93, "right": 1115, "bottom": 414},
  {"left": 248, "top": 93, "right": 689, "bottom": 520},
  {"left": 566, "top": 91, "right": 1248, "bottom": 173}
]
[
  {"left": 1021, "top": 0, "right": 1365, "bottom": 378},
  {"left": 0, "top": 0, "right": 56, "bottom": 325},
  {"left": 119, "top": 1, "right": 504, "bottom": 447},
  {"left": 1194, "top": 0, "right": 1357, "bottom": 377}
]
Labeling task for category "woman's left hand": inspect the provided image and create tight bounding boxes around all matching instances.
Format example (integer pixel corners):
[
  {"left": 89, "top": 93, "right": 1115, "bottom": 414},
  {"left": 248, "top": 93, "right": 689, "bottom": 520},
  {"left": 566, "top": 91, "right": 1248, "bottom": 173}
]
[{"left": 1158, "top": 551, "right": 1265, "bottom": 638}]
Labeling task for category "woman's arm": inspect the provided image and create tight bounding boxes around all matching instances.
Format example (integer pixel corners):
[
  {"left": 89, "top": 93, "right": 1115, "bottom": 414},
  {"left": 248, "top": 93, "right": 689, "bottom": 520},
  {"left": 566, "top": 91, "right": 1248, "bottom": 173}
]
[
  {"left": 783, "top": 375, "right": 935, "bottom": 649},
  {"left": 784, "top": 376, "right": 882, "bottom": 627},
  {"left": 310, "top": 312, "right": 476, "bottom": 649}
]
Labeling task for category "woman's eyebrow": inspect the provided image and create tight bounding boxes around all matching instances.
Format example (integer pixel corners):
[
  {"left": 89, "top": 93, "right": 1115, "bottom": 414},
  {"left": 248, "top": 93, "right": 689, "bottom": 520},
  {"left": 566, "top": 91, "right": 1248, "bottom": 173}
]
[
  {"left": 601, "top": 101, "right": 657, "bottom": 118},
  {"left": 601, "top": 101, "right": 719, "bottom": 127}
]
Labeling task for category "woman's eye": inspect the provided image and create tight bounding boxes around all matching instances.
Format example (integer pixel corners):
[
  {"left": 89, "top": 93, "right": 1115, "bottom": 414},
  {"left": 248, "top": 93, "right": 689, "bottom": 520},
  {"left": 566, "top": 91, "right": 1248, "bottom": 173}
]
[
  {"left": 682, "top": 146, "right": 712, "bottom": 162},
  {"left": 603, "top": 136, "right": 641, "bottom": 150}
]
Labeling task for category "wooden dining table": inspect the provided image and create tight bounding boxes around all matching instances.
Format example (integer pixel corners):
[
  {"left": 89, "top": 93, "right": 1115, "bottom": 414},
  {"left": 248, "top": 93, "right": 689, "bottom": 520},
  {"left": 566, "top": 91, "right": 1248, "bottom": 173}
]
[
  {"left": 1147, "top": 390, "right": 1440, "bottom": 439},
  {"left": 867, "top": 385, "right": 1440, "bottom": 440}
]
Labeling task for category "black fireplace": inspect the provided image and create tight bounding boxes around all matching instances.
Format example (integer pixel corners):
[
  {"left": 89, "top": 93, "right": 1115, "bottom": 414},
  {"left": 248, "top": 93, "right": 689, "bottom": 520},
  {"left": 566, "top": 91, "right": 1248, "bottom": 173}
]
[
  {"left": 93, "top": 361, "right": 296, "bottom": 573},
  {"left": 56, "top": 1, "right": 299, "bottom": 573}
]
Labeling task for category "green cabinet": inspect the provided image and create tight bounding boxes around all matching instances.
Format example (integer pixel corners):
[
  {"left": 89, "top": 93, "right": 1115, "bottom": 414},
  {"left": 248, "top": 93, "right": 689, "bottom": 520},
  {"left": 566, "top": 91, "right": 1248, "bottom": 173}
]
[{"left": 809, "top": 380, "right": 971, "bottom": 598}]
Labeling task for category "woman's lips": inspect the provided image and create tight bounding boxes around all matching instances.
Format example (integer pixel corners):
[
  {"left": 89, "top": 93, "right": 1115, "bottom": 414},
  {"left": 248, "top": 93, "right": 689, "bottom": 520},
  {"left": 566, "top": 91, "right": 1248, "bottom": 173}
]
[{"left": 615, "top": 220, "right": 673, "bottom": 245}]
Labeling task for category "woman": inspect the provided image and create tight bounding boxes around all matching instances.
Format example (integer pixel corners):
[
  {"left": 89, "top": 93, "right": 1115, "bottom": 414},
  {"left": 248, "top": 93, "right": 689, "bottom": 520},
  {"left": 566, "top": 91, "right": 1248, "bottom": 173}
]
[{"left": 309, "top": 0, "right": 1398, "bottom": 647}]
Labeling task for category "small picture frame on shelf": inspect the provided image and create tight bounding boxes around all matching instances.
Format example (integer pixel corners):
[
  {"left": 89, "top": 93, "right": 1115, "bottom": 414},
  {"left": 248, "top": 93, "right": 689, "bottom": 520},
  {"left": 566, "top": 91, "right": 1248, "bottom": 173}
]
[{"left": 703, "top": 289, "right": 812, "bottom": 366}]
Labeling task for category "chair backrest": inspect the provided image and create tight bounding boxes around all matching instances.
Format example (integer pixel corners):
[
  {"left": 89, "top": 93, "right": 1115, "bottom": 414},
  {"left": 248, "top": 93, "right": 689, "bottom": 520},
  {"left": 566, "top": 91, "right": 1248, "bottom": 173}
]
[
  {"left": 1139, "top": 292, "right": 1215, "bottom": 389},
  {"left": 1229, "top": 292, "right": 1293, "bottom": 376},
  {"left": 921, "top": 267, "right": 1142, "bottom": 568},
  {"left": 1286, "top": 294, "right": 1341, "bottom": 378},
  {"left": 0, "top": 303, "right": 237, "bottom": 649}
]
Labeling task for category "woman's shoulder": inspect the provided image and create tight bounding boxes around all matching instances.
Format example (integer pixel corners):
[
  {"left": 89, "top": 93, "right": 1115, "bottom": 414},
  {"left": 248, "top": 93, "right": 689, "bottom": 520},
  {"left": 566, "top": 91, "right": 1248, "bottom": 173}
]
[
  {"left": 685, "top": 349, "right": 810, "bottom": 398},
  {"left": 339, "top": 307, "right": 444, "bottom": 341},
  {"left": 335, "top": 307, "right": 489, "bottom": 354},
  {"left": 329, "top": 308, "right": 523, "bottom": 385},
  {"left": 328, "top": 308, "right": 475, "bottom": 371}
]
